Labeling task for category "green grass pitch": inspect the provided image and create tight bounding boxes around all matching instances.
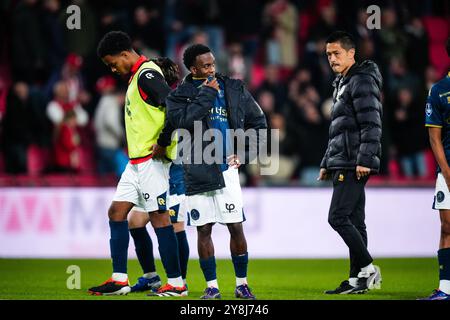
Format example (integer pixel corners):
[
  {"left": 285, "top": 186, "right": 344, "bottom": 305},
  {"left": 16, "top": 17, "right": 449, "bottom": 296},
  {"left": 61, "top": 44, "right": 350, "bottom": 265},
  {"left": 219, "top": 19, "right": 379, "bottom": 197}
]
[{"left": 0, "top": 258, "right": 438, "bottom": 300}]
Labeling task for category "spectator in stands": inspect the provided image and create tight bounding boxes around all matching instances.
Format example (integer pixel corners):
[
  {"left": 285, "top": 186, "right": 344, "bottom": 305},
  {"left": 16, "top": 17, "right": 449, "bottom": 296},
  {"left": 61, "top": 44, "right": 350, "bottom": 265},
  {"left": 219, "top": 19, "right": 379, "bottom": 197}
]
[
  {"left": 377, "top": 8, "right": 408, "bottom": 65},
  {"left": 131, "top": 5, "right": 165, "bottom": 57},
  {"left": 286, "top": 69, "right": 328, "bottom": 185},
  {"left": 405, "top": 17, "right": 429, "bottom": 77},
  {"left": 262, "top": 0, "right": 298, "bottom": 71},
  {"left": 53, "top": 110, "right": 80, "bottom": 173},
  {"left": 390, "top": 87, "right": 428, "bottom": 178},
  {"left": 255, "top": 64, "right": 287, "bottom": 113},
  {"left": 10, "top": 0, "right": 45, "bottom": 83},
  {"left": 1, "top": 82, "right": 33, "bottom": 174},
  {"left": 217, "top": 42, "right": 251, "bottom": 84},
  {"left": 93, "top": 75, "right": 127, "bottom": 177},
  {"left": 46, "top": 80, "right": 88, "bottom": 127}
]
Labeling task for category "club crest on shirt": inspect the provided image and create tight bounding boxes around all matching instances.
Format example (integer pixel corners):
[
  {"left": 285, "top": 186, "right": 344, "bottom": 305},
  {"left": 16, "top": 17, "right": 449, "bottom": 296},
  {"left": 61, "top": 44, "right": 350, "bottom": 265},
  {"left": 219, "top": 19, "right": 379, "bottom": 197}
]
[{"left": 425, "top": 103, "right": 432, "bottom": 117}]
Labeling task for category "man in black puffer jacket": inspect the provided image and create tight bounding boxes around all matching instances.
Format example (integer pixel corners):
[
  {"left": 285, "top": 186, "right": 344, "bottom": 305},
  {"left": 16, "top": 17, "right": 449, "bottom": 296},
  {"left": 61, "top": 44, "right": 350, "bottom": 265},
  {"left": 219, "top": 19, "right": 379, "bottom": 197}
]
[
  {"left": 318, "top": 31, "right": 383, "bottom": 295},
  {"left": 166, "top": 44, "right": 267, "bottom": 300}
]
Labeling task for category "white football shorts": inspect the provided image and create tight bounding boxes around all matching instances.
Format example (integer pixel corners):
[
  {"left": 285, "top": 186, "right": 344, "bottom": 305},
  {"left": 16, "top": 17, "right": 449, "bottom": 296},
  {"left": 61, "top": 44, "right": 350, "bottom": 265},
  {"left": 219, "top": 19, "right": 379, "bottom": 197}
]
[
  {"left": 186, "top": 167, "right": 245, "bottom": 226},
  {"left": 113, "top": 159, "right": 170, "bottom": 212},
  {"left": 433, "top": 172, "right": 450, "bottom": 210}
]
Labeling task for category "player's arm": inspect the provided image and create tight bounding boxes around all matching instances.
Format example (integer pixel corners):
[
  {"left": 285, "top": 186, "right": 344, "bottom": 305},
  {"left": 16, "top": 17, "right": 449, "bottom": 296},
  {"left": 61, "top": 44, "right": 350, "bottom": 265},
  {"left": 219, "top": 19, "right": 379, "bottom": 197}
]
[
  {"left": 426, "top": 85, "right": 450, "bottom": 189},
  {"left": 351, "top": 75, "right": 382, "bottom": 179},
  {"left": 429, "top": 128, "right": 450, "bottom": 179},
  {"left": 166, "top": 84, "right": 217, "bottom": 131},
  {"left": 138, "top": 69, "right": 174, "bottom": 157}
]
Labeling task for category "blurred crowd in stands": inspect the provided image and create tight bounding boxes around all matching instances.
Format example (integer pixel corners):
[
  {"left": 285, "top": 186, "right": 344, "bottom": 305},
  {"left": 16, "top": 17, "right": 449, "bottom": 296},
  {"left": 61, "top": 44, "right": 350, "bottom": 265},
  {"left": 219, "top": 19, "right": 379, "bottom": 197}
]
[{"left": 0, "top": 0, "right": 449, "bottom": 187}]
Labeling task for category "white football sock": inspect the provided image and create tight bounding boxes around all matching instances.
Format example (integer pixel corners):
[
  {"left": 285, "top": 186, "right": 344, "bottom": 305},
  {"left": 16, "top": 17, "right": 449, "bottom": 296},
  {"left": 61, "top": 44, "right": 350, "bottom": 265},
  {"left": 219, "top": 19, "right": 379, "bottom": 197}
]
[
  {"left": 439, "top": 280, "right": 450, "bottom": 294},
  {"left": 236, "top": 277, "right": 247, "bottom": 286},
  {"left": 112, "top": 272, "right": 128, "bottom": 282},
  {"left": 361, "top": 263, "right": 376, "bottom": 274},
  {"left": 207, "top": 279, "right": 219, "bottom": 289},
  {"left": 349, "top": 277, "right": 358, "bottom": 287},
  {"left": 168, "top": 276, "right": 184, "bottom": 288}
]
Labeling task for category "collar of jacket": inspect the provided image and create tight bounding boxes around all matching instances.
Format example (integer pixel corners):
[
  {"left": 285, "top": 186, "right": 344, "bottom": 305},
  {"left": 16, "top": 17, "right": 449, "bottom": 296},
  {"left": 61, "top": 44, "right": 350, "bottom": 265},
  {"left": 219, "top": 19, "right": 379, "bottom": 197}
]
[
  {"left": 181, "top": 73, "right": 243, "bottom": 90},
  {"left": 332, "top": 62, "right": 359, "bottom": 88}
]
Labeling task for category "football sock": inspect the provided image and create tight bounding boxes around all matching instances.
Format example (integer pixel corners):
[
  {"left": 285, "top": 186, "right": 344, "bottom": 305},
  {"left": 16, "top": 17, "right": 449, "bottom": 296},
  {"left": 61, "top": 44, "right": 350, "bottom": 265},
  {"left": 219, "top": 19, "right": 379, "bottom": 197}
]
[
  {"left": 349, "top": 277, "right": 358, "bottom": 287},
  {"left": 111, "top": 273, "right": 128, "bottom": 282},
  {"left": 176, "top": 230, "right": 190, "bottom": 280},
  {"left": 200, "top": 256, "right": 217, "bottom": 285},
  {"left": 168, "top": 276, "right": 184, "bottom": 288},
  {"left": 129, "top": 227, "right": 156, "bottom": 274},
  {"left": 232, "top": 252, "right": 248, "bottom": 279},
  {"left": 207, "top": 279, "right": 219, "bottom": 289},
  {"left": 360, "top": 263, "right": 375, "bottom": 274},
  {"left": 236, "top": 277, "right": 247, "bottom": 286},
  {"left": 154, "top": 225, "right": 181, "bottom": 279},
  {"left": 109, "top": 220, "right": 129, "bottom": 274},
  {"left": 438, "top": 248, "right": 450, "bottom": 294}
]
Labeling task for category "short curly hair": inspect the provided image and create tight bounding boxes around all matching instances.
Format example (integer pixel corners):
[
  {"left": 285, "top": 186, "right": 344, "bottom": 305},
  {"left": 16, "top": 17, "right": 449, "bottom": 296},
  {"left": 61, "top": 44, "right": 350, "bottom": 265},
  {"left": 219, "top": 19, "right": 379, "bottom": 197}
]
[
  {"left": 97, "top": 31, "right": 132, "bottom": 58},
  {"left": 182, "top": 44, "right": 211, "bottom": 70}
]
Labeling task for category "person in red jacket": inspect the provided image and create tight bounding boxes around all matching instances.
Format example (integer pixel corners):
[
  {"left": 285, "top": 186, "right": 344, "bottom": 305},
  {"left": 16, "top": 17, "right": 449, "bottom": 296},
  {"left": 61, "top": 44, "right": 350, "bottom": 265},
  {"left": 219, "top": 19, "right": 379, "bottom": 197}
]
[{"left": 54, "top": 110, "right": 80, "bottom": 173}]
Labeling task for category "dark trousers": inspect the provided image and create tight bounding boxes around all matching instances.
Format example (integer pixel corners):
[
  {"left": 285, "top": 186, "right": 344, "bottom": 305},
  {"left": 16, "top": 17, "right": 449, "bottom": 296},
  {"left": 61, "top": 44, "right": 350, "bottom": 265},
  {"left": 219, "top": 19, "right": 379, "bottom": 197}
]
[{"left": 328, "top": 170, "right": 373, "bottom": 278}]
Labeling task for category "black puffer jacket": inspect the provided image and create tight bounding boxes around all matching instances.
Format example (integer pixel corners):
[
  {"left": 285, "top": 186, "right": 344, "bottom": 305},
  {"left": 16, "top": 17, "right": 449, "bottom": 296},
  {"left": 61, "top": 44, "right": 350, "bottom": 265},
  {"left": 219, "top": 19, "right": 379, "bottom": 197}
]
[
  {"left": 166, "top": 73, "right": 267, "bottom": 195},
  {"left": 320, "top": 60, "right": 383, "bottom": 172}
]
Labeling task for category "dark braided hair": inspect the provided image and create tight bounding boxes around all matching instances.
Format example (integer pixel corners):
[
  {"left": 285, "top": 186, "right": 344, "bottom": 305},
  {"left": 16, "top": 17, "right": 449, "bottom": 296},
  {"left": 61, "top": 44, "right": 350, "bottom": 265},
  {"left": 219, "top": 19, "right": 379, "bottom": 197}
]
[{"left": 151, "top": 57, "right": 180, "bottom": 86}]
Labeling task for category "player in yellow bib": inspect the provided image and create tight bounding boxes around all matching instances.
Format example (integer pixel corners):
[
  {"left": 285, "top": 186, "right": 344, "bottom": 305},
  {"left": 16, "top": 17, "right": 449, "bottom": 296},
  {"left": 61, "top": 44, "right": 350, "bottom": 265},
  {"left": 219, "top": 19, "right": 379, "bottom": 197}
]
[{"left": 88, "top": 31, "right": 187, "bottom": 297}]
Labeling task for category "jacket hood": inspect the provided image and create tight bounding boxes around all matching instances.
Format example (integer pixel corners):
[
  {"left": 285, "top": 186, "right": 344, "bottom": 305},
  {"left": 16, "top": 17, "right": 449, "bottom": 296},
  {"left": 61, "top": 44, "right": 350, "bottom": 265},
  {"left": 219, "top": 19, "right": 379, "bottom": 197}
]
[{"left": 351, "top": 60, "right": 383, "bottom": 89}]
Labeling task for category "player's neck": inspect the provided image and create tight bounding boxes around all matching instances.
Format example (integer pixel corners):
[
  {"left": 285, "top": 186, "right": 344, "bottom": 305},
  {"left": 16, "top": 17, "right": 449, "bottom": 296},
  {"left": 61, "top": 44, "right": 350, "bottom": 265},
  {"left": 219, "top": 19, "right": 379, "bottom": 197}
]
[{"left": 129, "top": 51, "right": 142, "bottom": 67}]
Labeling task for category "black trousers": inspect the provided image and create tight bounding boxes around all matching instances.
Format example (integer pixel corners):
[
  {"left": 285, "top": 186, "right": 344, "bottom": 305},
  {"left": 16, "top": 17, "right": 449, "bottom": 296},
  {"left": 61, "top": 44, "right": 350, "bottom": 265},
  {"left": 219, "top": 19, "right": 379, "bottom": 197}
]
[{"left": 328, "top": 169, "right": 373, "bottom": 278}]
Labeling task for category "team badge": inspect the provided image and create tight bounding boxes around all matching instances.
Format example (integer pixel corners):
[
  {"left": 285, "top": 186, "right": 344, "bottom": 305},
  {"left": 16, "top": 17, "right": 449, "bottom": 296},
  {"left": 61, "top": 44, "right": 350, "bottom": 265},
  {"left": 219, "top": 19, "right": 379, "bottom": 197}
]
[
  {"left": 437, "top": 191, "right": 445, "bottom": 203},
  {"left": 190, "top": 209, "right": 200, "bottom": 221},
  {"left": 338, "top": 174, "right": 344, "bottom": 182},
  {"left": 425, "top": 103, "right": 432, "bottom": 117}
]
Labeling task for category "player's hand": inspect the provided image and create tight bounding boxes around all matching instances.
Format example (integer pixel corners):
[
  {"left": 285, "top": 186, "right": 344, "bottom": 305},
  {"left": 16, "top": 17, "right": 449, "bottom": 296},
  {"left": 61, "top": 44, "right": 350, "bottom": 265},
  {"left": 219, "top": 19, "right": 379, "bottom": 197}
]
[
  {"left": 227, "top": 154, "right": 241, "bottom": 169},
  {"left": 151, "top": 144, "right": 166, "bottom": 160},
  {"left": 356, "top": 165, "right": 371, "bottom": 180},
  {"left": 204, "top": 78, "right": 220, "bottom": 91},
  {"left": 317, "top": 168, "right": 328, "bottom": 181}
]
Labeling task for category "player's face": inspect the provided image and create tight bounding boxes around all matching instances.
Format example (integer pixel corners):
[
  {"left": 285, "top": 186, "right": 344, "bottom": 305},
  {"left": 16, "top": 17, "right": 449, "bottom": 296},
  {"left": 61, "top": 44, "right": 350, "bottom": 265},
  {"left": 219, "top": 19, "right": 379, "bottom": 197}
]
[
  {"left": 326, "top": 42, "right": 355, "bottom": 75},
  {"left": 102, "top": 52, "right": 130, "bottom": 76},
  {"left": 191, "top": 52, "right": 216, "bottom": 79}
]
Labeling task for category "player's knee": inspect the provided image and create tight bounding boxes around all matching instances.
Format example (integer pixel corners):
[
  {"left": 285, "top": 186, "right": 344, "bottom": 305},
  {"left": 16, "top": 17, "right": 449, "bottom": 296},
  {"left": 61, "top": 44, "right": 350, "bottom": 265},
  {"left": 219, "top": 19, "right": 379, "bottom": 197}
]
[
  {"left": 197, "top": 225, "right": 212, "bottom": 239},
  {"left": 108, "top": 204, "right": 124, "bottom": 221},
  {"left": 228, "top": 223, "right": 244, "bottom": 238},
  {"left": 128, "top": 215, "right": 147, "bottom": 229},
  {"left": 173, "top": 221, "right": 184, "bottom": 233},
  {"left": 149, "top": 210, "right": 171, "bottom": 228},
  {"left": 328, "top": 214, "right": 346, "bottom": 230}
]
